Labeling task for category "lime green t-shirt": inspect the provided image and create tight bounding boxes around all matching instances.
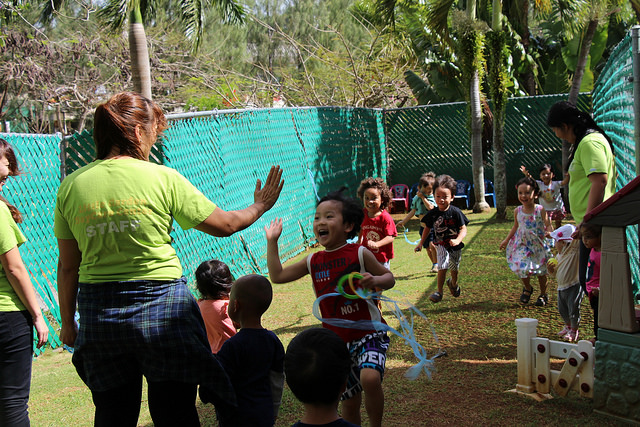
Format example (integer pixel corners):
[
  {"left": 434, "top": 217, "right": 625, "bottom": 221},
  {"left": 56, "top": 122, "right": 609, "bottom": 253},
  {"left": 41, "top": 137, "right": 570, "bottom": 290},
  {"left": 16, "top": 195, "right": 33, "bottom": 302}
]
[
  {"left": 54, "top": 159, "right": 216, "bottom": 283},
  {"left": 568, "top": 132, "right": 617, "bottom": 224},
  {"left": 0, "top": 201, "right": 27, "bottom": 312}
]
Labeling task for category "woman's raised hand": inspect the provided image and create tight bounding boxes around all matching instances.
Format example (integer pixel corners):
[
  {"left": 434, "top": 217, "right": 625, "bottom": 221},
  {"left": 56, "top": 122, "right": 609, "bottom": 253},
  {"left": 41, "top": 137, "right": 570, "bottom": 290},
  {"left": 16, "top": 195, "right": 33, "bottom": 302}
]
[{"left": 254, "top": 166, "right": 284, "bottom": 211}]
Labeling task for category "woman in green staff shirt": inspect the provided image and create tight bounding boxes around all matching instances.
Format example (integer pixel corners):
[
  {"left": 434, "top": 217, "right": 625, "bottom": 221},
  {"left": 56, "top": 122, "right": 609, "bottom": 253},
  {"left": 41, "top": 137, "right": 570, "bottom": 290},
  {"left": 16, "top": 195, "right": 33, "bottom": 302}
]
[
  {"left": 55, "top": 92, "right": 284, "bottom": 427},
  {"left": 0, "top": 138, "right": 48, "bottom": 426}
]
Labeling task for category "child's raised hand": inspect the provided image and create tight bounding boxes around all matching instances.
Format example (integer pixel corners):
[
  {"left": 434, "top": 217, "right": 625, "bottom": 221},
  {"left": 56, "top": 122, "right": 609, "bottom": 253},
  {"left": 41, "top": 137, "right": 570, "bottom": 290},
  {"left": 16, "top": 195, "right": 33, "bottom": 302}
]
[{"left": 264, "top": 218, "right": 283, "bottom": 241}]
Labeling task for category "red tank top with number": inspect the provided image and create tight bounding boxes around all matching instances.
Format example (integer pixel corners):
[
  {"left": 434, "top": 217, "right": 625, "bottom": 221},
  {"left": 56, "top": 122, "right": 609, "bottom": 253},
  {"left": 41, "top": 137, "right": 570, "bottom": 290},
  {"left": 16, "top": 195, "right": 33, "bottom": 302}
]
[{"left": 307, "top": 243, "right": 386, "bottom": 343}]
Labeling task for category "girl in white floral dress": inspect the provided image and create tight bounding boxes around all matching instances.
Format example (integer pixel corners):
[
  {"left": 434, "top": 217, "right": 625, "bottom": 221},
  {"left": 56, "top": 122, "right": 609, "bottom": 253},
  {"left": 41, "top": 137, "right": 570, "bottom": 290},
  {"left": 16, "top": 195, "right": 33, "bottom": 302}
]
[{"left": 500, "top": 177, "right": 552, "bottom": 306}]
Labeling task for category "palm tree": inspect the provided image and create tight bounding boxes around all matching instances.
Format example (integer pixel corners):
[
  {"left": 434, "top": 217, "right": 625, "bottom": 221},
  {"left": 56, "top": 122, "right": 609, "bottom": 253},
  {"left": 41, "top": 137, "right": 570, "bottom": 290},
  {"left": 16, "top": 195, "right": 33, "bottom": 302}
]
[
  {"left": 486, "top": 0, "right": 509, "bottom": 219},
  {"left": 373, "top": 0, "right": 490, "bottom": 212},
  {"left": 40, "top": 0, "right": 244, "bottom": 100}
]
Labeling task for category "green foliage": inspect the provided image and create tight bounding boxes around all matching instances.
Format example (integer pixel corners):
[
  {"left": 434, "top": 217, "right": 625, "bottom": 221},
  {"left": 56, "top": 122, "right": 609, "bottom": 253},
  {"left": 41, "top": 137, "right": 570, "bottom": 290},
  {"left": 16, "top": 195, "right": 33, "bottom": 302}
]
[
  {"left": 485, "top": 29, "right": 510, "bottom": 112},
  {"left": 403, "top": 69, "right": 441, "bottom": 105}
]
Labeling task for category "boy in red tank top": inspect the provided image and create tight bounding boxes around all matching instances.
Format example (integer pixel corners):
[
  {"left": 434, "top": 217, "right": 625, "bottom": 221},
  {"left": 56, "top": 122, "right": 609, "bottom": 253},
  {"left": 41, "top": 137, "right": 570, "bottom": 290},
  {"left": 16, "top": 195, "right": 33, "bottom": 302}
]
[{"left": 265, "top": 190, "right": 395, "bottom": 427}]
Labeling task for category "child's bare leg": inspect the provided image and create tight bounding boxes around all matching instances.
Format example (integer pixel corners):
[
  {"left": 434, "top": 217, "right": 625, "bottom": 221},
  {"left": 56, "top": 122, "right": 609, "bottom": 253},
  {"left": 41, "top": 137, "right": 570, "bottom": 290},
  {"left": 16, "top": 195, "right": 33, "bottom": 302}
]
[
  {"left": 341, "top": 393, "right": 362, "bottom": 426},
  {"left": 437, "top": 269, "right": 447, "bottom": 294},
  {"left": 521, "top": 276, "right": 532, "bottom": 292},
  {"left": 450, "top": 269, "right": 459, "bottom": 287},
  {"left": 538, "top": 275, "right": 548, "bottom": 295},
  {"left": 427, "top": 243, "right": 437, "bottom": 265},
  {"left": 361, "top": 368, "right": 384, "bottom": 427}
]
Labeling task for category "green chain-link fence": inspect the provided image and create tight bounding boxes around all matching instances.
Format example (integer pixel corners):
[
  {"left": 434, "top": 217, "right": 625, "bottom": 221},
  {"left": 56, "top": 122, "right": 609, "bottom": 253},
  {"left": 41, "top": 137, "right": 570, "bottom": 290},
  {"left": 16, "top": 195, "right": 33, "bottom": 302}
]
[
  {"left": 2, "top": 31, "right": 638, "bottom": 353},
  {"left": 1, "top": 133, "right": 63, "bottom": 355},
  {"left": 592, "top": 31, "right": 639, "bottom": 298}
]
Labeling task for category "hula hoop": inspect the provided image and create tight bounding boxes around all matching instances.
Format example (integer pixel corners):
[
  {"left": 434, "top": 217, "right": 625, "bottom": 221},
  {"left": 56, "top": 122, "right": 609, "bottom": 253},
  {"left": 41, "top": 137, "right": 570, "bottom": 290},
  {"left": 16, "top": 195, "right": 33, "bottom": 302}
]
[
  {"left": 403, "top": 228, "right": 420, "bottom": 246},
  {"left": 336, "top": 272, "right": 362, "bottom": 300}
]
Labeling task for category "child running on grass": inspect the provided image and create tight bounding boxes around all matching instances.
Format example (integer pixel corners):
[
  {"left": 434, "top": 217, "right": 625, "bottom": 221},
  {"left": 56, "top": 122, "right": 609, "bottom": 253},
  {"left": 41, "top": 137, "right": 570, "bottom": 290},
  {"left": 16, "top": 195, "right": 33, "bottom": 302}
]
[
  {"left": 547, "top": 225, "right": 583, "bottom": 342},
  {"left": 396, "top": 172, "right": 439, "bottom": 272},
  {"left": 520, "top": 164, "right": 569, "bottom": 230},
  {"left": 357, "top": 177, "right": 397, "bottom": 270},
  {"left": 196, "top": 259, "right": 236, "bottom": 353},
  {"left": 265, "top": 190, "right": 395, "bottom": 427},
  {"left": 414, "top": 174, "right": 468, "bottom": 303},
  {"left": 500, "top": 177, "right": 552, "bottom": 306}
]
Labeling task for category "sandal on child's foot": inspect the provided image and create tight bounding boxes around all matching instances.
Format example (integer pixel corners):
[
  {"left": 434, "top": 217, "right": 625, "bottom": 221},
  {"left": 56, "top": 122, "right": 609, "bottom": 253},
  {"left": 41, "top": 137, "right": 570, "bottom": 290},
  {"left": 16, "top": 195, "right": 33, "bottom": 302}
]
[
  {"left": 446, "top": 278, "right": 461, "bottom": 297},
  {"left": 519, "top": 288, "right": 532, "bottom": 304},
  {"left": 534, "top": 294, "right": 549, "bottom": 307},
  {"left": 429, "top": 291, "right": 443, "bottom": 303}
]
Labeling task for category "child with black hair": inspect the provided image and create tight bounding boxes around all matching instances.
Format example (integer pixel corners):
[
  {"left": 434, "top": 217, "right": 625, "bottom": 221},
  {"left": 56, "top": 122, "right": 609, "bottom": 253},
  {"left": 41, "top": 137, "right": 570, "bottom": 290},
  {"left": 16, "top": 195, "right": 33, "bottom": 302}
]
[
  {"left": 520, "top": 163, "right": 569, "bottom": 230},
  {"left": 500, "top": 177, "right": 552, "bottom": 306},
  {"left": 214, "top": 274, "right": 285, "bottom": 427},
  {"left": 356, "top": 177, "right": 397, "bottom": 269},
  {"left": 196, "top": 259, "right": 236, "bottom": 353},
  {"left": 285, "top": 328, "right": 359, "bottom": 427},
  {"left": 415, "top": 174, "right": 469, "bottom": 303},
  {"left": 265, "top": 190, "right": 395, "bottom": 427},
  {"left": 397, "top": 172, "right": 438, "bottom": 272}
]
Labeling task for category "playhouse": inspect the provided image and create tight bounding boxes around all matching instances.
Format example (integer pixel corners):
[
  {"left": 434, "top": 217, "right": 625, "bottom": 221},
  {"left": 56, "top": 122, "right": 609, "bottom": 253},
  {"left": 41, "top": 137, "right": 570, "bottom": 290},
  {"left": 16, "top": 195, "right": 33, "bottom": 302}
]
[{"left": 583, "top": 175, "right": 640, "bottom": 423}]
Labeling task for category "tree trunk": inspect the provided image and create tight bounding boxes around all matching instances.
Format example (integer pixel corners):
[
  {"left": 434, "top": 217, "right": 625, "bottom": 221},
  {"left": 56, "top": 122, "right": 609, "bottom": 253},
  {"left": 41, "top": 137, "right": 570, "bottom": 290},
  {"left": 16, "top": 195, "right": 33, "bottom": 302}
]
[
  {"left": 129, "top": 7, "right": 152, "bottom": 100},
  {"left": 493, "top": 107, "right": 507, "bottom": 217},
  {"left": 470, "top": 70, "right": 490, "bottom": 213},
  {"left": 564, "top": 19, "right": 598, "bottom": 176}
]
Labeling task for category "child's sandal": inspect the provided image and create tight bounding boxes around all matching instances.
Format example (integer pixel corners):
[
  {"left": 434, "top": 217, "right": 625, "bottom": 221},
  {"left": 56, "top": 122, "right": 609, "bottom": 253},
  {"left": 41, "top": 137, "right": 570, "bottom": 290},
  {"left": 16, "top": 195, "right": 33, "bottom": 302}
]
[{"left": 520, "top": 288, "right": 532, "bottom": 304}]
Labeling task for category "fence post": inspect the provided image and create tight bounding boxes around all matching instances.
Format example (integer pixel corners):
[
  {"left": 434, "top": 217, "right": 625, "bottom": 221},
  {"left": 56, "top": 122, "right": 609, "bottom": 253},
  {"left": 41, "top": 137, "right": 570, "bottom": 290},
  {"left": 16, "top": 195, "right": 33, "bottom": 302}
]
[{"left": 515, "top": 318, "right": 538, "bottom": 393}]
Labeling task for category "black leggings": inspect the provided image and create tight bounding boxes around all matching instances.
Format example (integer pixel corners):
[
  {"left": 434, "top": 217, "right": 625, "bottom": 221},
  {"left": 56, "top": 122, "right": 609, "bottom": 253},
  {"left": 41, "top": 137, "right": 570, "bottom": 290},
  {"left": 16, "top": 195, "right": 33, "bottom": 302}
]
[{"left": 91, "top": 378, "right": 200, "bottom": 427}]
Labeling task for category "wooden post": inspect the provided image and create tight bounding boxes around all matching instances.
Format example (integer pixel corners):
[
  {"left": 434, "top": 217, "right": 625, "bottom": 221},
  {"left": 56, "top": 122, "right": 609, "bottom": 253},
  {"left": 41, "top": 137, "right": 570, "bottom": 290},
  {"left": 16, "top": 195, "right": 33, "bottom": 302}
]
[{"left": 515, "top": 318, "right": 538, "bottom": 393}]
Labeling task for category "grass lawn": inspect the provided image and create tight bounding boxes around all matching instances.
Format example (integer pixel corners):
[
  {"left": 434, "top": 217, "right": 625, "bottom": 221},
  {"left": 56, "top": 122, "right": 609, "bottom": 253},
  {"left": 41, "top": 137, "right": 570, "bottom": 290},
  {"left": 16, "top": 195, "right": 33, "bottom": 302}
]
[{"left": 29, "top": 207, "right": 620, "bottom": 426}]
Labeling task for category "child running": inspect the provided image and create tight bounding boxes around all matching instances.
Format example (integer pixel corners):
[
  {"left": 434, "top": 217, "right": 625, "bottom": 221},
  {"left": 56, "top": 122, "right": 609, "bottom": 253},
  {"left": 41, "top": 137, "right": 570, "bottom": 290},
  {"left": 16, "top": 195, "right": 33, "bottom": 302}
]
[
  {"left": 414, "top": 174, "right": 468, "bottom": 303},
  {"left": 581, "top": 222, "right": 602, "bottom": 342},
  {"left": 265, "top": 190, "right": 395, "bottom": 427},
  {"left": 214, "top": 274, "right": 285, "bottom": 427},
  {"left": 357, "top": 177, "right": 397, "bottom": 269},
  {"left": 196, "top": 259, "right": 237, "bottom": 353},
  {"left": 396, "top": 172, "right": 439, "bottom": 272},
  {"left": 500, "top": 177, "right": 552, "bottom": 306},
  {"left": 520, "top": 164, "right": 569, "bottom": 230},
  {"left": 547, "top": 225, "right": 583, "bottom": 342}
]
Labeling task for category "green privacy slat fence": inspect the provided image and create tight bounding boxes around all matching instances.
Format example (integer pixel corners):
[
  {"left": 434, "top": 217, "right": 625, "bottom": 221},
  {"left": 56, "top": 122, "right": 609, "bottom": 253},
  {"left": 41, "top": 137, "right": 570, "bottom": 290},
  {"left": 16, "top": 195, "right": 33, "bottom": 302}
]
[
  {"left": 1, "top": 133, "right": 62, "bottom": 355},
  {"left": 163, "top": 107, "right": 387, "bottom": 289},
  {"left": 384, "top": 94, "right": 591, "bottom": 204},
  {"left": 3, "top": 30, "right": 638, "bottom": 353},
  {"left": 592, "top": 31, "right": 639, "bottom": 298}
]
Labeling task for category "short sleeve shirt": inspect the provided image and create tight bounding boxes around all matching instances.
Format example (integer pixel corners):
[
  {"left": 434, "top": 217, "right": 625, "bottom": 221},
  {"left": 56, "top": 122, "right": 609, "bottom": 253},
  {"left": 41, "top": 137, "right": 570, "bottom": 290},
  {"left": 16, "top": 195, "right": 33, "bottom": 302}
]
[
  {"left": 0, "top": 202, "right": 27, "bottom": 312},
  {"left": 568, "top": 132, "right": 616, "bottom": 224},
  {"left": 54, "top": 158, "right": 216, "bottom": 283},
  {"left": 421, "top": 205, "right": 469, "bottom": 250},
  {"left": 360, "top": 209, "right": 397, "bottom": 263},
  {"left": 410, "top": 194, "right": 435, "bottom": 217}
]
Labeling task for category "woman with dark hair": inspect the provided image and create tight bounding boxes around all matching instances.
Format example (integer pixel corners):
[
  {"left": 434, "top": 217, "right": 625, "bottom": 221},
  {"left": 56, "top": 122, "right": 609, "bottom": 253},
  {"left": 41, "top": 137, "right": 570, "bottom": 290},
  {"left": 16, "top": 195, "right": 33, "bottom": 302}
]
[
  {"left": 0, "top": 139, "right": 48, "bottom": 426},
  {"left": 547, "top": 100, "right": 616, "bottom": 293},
  {"left": 55, "top": 91, "right": 284, "bottom": 426}
]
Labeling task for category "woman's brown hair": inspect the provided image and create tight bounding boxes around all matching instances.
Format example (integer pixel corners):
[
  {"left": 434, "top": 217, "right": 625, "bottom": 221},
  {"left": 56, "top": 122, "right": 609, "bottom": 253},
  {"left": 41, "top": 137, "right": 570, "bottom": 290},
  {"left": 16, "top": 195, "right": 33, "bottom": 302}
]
[
  {"left": 94, "top": 91, "right": 168, "bottom": 160},
  {"left": 0, "top": 138, "right": 23, "bottom": 223}
]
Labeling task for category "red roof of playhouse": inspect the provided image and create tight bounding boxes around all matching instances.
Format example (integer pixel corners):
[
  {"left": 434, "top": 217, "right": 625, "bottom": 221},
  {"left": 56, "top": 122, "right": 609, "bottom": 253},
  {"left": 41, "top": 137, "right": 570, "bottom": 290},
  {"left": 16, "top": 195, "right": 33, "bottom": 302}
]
[{"left": 583, "top": 175, "right": 640, "bottom": 226}]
